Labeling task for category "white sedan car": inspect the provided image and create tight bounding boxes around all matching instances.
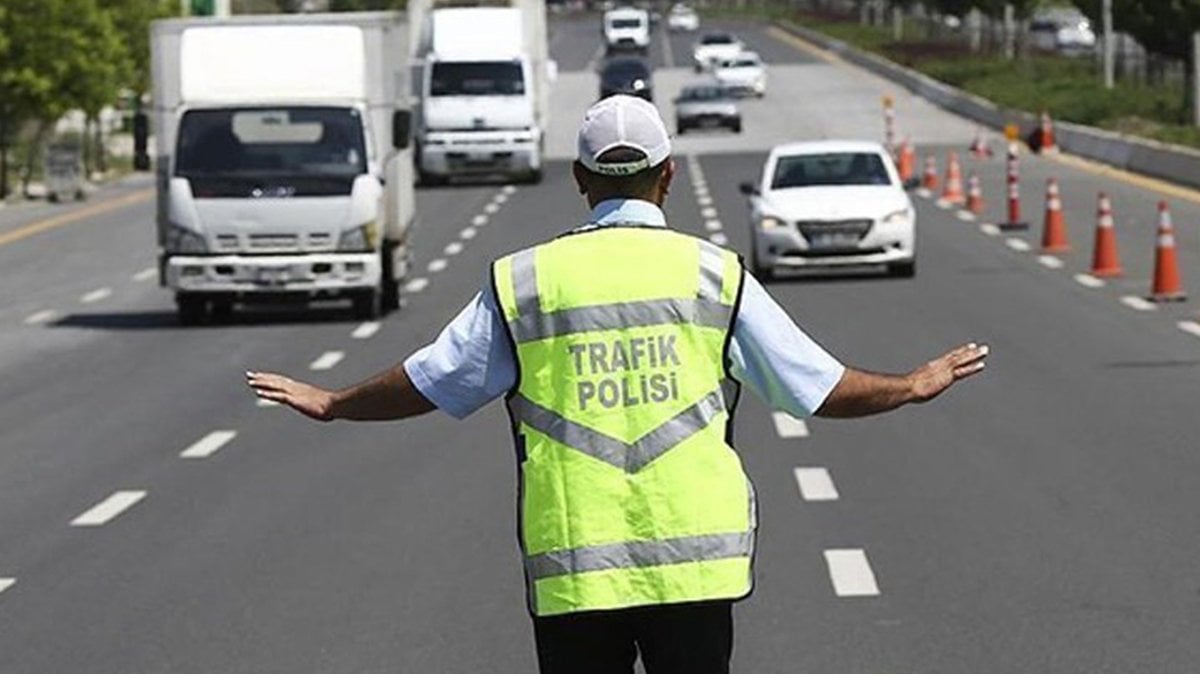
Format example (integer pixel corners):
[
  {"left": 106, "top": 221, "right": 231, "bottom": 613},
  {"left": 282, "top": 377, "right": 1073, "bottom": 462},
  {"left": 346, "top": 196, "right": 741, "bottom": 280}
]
[
  {"left": 740, "top": 140, "right": 916, "bottom": 279},
  {"left": 692, "top": 31, "right": 743, "bottom": 72},
  {"left": 713, "top": 51, "right": 766, "bottom": 97},
  {"left": 667, "top": 4, "right": 699, "bottom": 31}
]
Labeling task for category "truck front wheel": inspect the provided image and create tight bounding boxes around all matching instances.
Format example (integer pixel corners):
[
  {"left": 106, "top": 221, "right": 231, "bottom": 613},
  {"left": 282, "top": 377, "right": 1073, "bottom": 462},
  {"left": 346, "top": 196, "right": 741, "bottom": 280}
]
[
  {"left": 176, "top": 294, "right": 208, "bottom": 326},
  {"left": 352, "top": 289, "right": 382, "bottom": 320}
]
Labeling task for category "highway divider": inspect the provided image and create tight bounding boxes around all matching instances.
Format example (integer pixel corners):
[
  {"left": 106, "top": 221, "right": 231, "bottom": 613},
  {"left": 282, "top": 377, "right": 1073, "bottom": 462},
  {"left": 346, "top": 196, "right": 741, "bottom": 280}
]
[{"left": 776, "top": 20, "right": 1200, "bottom": 192}]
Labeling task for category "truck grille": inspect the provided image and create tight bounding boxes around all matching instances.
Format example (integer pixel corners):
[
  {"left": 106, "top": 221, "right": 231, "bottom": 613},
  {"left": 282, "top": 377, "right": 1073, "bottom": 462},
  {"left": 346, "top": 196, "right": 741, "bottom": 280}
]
[{"left": 249, "top": 234, "right": 300, "bottom": 250}]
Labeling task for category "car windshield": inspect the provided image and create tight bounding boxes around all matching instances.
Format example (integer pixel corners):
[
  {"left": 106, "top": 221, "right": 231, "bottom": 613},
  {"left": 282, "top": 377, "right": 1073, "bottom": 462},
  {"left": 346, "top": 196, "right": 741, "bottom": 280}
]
[
  {"left": 430, "top": 61, "right": 525, "bottom": 97},
  {"left": 609, "top": 18, "right": 643, "bottom": 28},
  {"left": 680, "top": 86, "right": 730, "bottom": 101},
  {"left": 728, "top": 57, "right": 759, "bottom": 68},
  {"left": 771, "top": 152, "right": 892, "bottom": 188},
  {"left": 175, "top": 107, "right": 367, "bottom": 179},
  {"left": 700, "top": 34, "right": 734, "bottom": 45}
]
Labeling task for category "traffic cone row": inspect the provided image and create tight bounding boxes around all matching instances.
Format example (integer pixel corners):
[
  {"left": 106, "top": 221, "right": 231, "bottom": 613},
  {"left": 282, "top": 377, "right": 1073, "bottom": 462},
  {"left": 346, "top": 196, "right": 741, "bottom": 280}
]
[
  {"left": 920, "top": 155, "right": 938, "bottom": 192},
  {"left": 1091, "top": 193, "right": 1122, "bottom": 277},
  {"left": 966, "top": 173, "right": 984, "bottom": 215},
  {"left": 939, "top": 152, "right": 965, "bottom": 205},
  {"left": 1040, "top": 178, "right": 1069, "bottom": 253},
  {"left": 1151, "top": 201, "right": 1185, "bottom": 302}
]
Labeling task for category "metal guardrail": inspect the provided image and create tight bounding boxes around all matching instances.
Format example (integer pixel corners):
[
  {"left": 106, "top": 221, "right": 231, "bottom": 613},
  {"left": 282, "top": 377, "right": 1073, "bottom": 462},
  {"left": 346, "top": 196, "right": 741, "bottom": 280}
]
[{"left": 777, "top": 19, "right": 1200, "bottom": 192}]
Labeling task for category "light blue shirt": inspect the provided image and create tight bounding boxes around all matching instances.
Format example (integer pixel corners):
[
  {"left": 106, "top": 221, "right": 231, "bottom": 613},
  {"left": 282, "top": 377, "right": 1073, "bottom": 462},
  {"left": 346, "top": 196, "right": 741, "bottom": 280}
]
[{"left": 404, "top": 199, "right": 846, "bottom": 420}]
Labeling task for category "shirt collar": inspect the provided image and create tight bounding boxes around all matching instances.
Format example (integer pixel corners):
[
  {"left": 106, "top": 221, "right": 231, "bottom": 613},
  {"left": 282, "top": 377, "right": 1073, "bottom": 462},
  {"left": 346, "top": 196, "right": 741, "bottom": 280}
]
[{"left": 587, "top": 198, "right": 667, "bottom": 228}]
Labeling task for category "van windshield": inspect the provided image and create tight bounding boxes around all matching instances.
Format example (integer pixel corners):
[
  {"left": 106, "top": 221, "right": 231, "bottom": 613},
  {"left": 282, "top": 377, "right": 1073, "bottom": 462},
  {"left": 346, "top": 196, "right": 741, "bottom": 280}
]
[
  {"left": 175, "top": 107, "right": 367, "bottom": 179},
  {"left": 771, "top": 152, "right": 892, "bottom": 188},
  {"left": 609, "top": 18, "right": 643, "bottom": 28},
  {"left": 430, "top": 61, "right": 525, "bottom": 96}
]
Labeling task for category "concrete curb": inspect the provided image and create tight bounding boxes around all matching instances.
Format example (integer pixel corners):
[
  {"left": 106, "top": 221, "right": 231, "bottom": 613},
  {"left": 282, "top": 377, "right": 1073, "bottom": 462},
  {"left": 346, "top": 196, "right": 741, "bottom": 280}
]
[{"left": 777, "top": 19, "right": 1200, "bottom": 191}]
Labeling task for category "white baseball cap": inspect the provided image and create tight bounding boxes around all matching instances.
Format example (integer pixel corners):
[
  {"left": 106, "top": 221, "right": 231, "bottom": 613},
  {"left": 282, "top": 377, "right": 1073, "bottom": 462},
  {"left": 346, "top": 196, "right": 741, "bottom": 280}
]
[{"left": 577, "top": 95, "right": 672, "bottom": 176}]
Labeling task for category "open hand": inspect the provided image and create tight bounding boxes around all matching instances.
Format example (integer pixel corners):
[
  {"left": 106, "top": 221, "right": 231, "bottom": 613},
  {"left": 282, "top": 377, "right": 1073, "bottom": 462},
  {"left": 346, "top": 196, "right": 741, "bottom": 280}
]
[
  {"left": 906, "top": 343, "right": 989, "bottom": 403},
  {"left": 246, "top": 371, "right": 337, "bottom": 421}
]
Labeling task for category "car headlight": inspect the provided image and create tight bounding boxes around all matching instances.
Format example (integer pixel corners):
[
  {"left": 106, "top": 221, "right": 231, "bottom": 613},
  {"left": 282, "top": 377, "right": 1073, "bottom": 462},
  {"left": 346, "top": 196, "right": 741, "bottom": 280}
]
[
  {"left": 165, "top": 224, "right": 207, "bottom": 254},
  {"left": 882, "top": 208, "right": 912, "bottom": 226},
  {"left": 338, "top": 221, "right": 378, "bottom": 252},
  {"left": 759, "top": 216, "right": 784, "bottom": 230}
]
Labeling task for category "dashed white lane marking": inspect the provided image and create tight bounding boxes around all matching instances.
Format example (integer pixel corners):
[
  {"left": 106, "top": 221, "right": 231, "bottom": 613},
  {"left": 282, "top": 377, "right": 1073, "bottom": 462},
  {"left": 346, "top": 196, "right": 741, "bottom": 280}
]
[
  {"left": 80, "top": 287, "right": 112, "bottom": 303},
  {"left": 697, "top": 195, "right": 713, "bottom": 207},
  {"left": 824, "top": 548, "right": 881, "bottom": 597},
  {"left": 180, "top": 430, "right": 237, "bottom": 459},
  {"left": 956, "top": 210, "right": 976, "bottom": 221},
  {"left": 1037, "top": 255, "right": 1064, "bottom": 269},
  {"left": 472, "top": 214, "right": 488, "bottom": 227},
  {"left": 309, "top": 351, "right": 345, "bottom": 371},
  {"left": 0, "top": 578, "right": 14, "bottom": 596},
  {"left": 23, "top": 309, "right": 57, "bottom": 325},
  {"left": 352, "top": 321, "right": 381, "bottom": 339},
  {"left": 771, "top": 412, "right": 810, "bottom": 438},
  {"left": 71, "top": 490, "right": 147, "bottom": 527},
  {"left": 484, "top": 202, "right": 499, "bottom": 214},
  {"left": 460, "top": 227, "right": 477, "bottom": 240},
  {"left": 980, "top": 223, "right": 1001, "bottom": 236},
  {"left": 444, "top": 242, "right": 464, "bottom": 256},
  {"left": 794, "top": 467, "right": 839, "bottom": 501},
  {"left": 1005, "top": 238, "right": 1031, "bottom": 252},
  {"left": 256, "top": 398, "right": 280, "bottom": 407},
  {"left": 704, "top": 219, "right": 723, "bottom": 232},
  {"left": 708, "top": 233, "right": 728, "bottom": 246},
  {"left": 502, "top": 185, "right": 517, "bottom": 195},
  {"left": 1074, "top": 273, "right": 1105, "bottom": 288},
  {"left": 1177, "top": 320, "right": 1200, "bottom": 338},
  {"left": 915, "top": 188, "right": 932, "bottom": 199},
  {"left": 935, "top": 199, "right": 954, "bottom": 210},
  {"left": 132, "top": 267, "right": 157, "bottom": 282},
  {"left": 493, "top": 192, "right": 509, "bottom": 205},
  {"left": 404, "top": 277, "right": 429, "bottom": 293},
  {"left": 427, "top": 258, "right": 448, "bottom": 273},
  {"left": 1120, "top": 295, "right": 1157, "bottom": 312},
  {"left": 692, "top": 179, "right": 708, "bottom": 191},
  {"left": 694, "top": 185, "right": 710, "bottom": 198},
  {"left": 700, "top": 206, "right": 718, "bottom": 219}
]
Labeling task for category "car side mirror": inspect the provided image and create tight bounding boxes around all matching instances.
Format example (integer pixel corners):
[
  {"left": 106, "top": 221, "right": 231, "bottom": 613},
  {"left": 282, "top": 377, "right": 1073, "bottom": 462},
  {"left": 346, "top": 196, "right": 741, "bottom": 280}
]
[
  {"left": 392, "top": 109, "right": 411, "bottom": 150},
  {"left": 133, "top": 112, "right": 150, "bottom": 171},
  {"left": 739, "top": 182, "right": 759, "bottom": 196}
]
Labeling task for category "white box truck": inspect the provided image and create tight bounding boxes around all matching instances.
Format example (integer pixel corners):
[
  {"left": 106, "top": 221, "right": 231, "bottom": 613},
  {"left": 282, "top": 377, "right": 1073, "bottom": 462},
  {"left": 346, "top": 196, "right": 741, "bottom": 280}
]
[
  {"left": 409, "top": 0, "right": 554, "bottom": 185},
  {"left": 143, "top": 12, "right": 416, "bottom": 324}
]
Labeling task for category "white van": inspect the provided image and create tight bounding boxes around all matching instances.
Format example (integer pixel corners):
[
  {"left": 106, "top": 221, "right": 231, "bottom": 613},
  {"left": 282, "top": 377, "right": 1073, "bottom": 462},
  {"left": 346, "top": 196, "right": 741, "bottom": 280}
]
[{"left": 603, "top": 7, "right": 650, "bottom": 55}]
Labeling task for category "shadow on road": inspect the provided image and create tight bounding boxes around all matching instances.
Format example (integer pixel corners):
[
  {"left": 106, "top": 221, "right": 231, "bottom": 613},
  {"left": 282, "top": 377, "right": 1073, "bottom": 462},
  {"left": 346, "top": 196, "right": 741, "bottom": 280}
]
[{"left": 50, "top": 307, "right": 361, "bottom": 330}]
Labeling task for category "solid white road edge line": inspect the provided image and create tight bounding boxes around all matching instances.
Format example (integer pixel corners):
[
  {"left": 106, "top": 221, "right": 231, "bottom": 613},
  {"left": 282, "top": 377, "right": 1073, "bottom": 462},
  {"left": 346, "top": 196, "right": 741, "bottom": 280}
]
[
  {"left": 1177, "top": 320, "right": 1200, "bottom": 338},
  {"left": 427, "top": 258, "right": 448, "bottom": 273},
  {"left": 404, "top": 277, "right": 429, "bottom": 293},
  {"left": 80, "top": 287, "right": 112, "bottom": 303},
  {"left": 309, "top": 351, "right": 345, "bottom": 371},
  {"left": 771, "top": 411, "right": 810, "bottom": 438},
  {"left": 180, "top": 430, "right": 237, "bottom": 459},
  {"left": 1006, "top": 238, "right": 1031, "bottom": 252},
  {"left": 23, "top": 309, "right": 57, "bottom": 325},
  {"left": 794, "top": 467, "right": 839, "bottom": 501},
  {"left": 823, "top": 548, "right": 881, "bottom": 597},
  {"left": 70, "top": 490, "right": 147, "bottom": 527},
  {"left": 1037, "top": 255, "right": 1065, "bottom": 269},
  {"left": 1074, "top": 273, "right": 1105, "bottom": 288},
  {"left": 132, "top": 267, "right": 157, "bottom": 282},
  {"left": 352, "top": 321, "right": 381, "bottom": 339},
  {"left": 444, "top": 242, "right": 464, "bottom": 256},
  {"left": 1120, "top": 295, "right": 1157, "bottom": 311},
  {"left": 0, "top": 578, "right": 14, "bottom": 596}
]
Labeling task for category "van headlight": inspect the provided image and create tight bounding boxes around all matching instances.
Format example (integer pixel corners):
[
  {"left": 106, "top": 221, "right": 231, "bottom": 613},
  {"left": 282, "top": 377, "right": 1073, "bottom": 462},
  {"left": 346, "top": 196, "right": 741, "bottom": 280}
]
[
  {"left": 882, "top": 208, "right": 912, "bottom": 226},
  {"left": 165, "top": 224, "right": 207, "bottom": 254},
  {"left": 338, "top": 220, "right": 378, "bottom": 252}
]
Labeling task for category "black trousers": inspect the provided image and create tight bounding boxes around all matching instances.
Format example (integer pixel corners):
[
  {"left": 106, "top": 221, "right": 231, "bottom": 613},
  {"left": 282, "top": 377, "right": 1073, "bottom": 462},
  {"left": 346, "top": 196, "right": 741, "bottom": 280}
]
[{"left": 532, "top": 600, "right": 733, "bottom": 674}]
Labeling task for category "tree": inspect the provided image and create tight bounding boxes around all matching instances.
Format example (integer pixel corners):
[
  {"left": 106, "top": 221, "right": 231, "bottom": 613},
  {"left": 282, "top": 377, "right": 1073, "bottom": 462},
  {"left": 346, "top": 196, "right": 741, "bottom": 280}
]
[{"left": 101, "top": 0, "right": 177, "bottom": 98}]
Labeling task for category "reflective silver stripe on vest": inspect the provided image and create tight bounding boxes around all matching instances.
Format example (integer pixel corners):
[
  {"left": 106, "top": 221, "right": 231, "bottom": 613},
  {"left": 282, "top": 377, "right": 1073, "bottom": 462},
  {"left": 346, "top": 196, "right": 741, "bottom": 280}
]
[
  {"left": 698, "top": 240, "right": 725, "bottom": 303},
  {"left": 506, "top": 238, "right": 732, "bottom": 343},
  {"left": 509, "top": 388, "right": 726, "bottom": 473},
  {"left": 509, "top": 298, "right": 730, "bottom": 343},
  {"left": 526, "top": 530, "right": 753, "bottom": 581}
]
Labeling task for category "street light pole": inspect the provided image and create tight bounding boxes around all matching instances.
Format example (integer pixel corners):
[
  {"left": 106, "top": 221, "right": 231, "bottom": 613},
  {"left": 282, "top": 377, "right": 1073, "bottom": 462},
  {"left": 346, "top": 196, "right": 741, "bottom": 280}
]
[{"left": 1102, "top": 0, "right": 1114, "bottom": 89}]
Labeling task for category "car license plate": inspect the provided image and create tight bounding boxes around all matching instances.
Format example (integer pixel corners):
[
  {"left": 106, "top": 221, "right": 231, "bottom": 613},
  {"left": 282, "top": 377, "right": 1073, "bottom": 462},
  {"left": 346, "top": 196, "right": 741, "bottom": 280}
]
[
  {"left": 810, "top": 232, "right": 859, "bottom": 249},
  {"left": 256, "top": 267, "right": 289, "bottom": 285}
]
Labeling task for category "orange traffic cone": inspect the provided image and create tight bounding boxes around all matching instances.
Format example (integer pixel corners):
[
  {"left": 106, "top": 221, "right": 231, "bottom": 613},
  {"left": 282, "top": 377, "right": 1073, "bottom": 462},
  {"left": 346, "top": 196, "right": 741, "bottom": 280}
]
[
  {"left": 897, "top": 138, "right": 916, "bottom": 186},
  {"left": 940, "top": 152, "right": 965, "bottom": 205},
  {"left": 1150, "top": 201, "right": 1185, "bottom": 301},
  {"left": 1038, "top": 111, "right": 1058, "bottom": 154},
  {"left": 1040, "top": 178, "right": 1069, "bottom": 253},
  {"left": 921, "top": 155, "right": 938, "bottom": 192},
  {"left": 966, "top": 172, "right": 984, "bottom": 215},
  {"left": 969, "top": 130, "right": 992, "bottom": 159},
  {"left": 1090, "top": 192, "right": 1122, "bottom": 277}
]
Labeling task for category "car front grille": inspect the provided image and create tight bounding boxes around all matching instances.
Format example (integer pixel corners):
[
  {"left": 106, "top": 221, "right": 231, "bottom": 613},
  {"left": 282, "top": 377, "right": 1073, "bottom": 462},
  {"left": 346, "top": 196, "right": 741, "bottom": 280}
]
[{"left": 795, "top": 219, "right": 873, "bottom": 243}]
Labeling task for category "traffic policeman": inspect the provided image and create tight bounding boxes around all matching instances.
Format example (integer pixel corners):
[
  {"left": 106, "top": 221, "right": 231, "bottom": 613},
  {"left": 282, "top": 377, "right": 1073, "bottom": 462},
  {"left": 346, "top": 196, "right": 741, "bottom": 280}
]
[{"left": 247, "top": 95, "right": 989, "bottom": 674}]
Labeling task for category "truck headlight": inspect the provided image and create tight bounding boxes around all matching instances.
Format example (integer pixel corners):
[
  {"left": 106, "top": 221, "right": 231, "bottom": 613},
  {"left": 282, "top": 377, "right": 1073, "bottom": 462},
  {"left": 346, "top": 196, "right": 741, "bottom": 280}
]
[
  {"left": 882, "top": 208, "right": 912, "bottom": 226},
  {"left": 338, "top": 221, "right": 378, "bottom": 252},
  {"left": 165, "top": 224, "right": 207, "bottom": 254},
  {"left": 760, "top": 216, "right": 784, "bottom": 230}
]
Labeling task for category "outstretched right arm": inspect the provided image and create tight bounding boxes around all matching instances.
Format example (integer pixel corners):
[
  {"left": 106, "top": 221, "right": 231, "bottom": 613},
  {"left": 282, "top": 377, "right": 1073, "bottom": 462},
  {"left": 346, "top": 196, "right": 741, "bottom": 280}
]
[{"left": 246, "top": 365, "right": 435, "bottom": 422}]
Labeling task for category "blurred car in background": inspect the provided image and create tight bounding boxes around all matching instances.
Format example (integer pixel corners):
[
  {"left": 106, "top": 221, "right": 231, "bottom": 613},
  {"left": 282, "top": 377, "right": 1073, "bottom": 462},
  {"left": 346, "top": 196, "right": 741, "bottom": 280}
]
[
  {"left": 1029, "top": 8, "right": 1096, "bottom": 55},
  {"left": 674, "top": 83, "right": 741, "bottom": 134},
  {"left": 667, "top": 4, "right": 699, "bottom": 32},
  {"left": 692, "top": 31, "right": 743, "bottom": 72},
  {"left": 599, "top": 57, "right": 654, "bottom": 101},
  {"left": 713, "top": 51, "right": 766, "bottom": 97},
  {"left": 603, "top": 6, "right": 651, "bottom": 55},
  {"left": 740, "top": 140, "right": 915, "bottom": 280}
]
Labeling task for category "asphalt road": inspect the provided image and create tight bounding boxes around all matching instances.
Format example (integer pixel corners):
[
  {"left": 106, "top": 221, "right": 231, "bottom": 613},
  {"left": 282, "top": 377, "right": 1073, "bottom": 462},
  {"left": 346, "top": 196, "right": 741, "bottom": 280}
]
[{"left": 2, "top": 14, "right": 1200, "bottom": 674}]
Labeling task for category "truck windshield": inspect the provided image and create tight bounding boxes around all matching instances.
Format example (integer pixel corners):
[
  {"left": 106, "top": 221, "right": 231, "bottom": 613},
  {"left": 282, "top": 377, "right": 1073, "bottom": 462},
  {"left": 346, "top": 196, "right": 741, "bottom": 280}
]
[
  {"left": 609, "top": 18, "right": 643, "bottom": 29},
  {"left": 175, "top": 107, "right": 367, "bottom": 180},
  {"left": 430, "top": 62, "right": 525, "bottom": 97}
]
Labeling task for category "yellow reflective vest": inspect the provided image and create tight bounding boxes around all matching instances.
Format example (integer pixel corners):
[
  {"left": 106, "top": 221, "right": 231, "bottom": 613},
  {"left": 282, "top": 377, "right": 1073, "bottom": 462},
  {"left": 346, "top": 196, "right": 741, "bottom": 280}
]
[{"left": 492, "top": 225, "right": 757, "bottom": 617}]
